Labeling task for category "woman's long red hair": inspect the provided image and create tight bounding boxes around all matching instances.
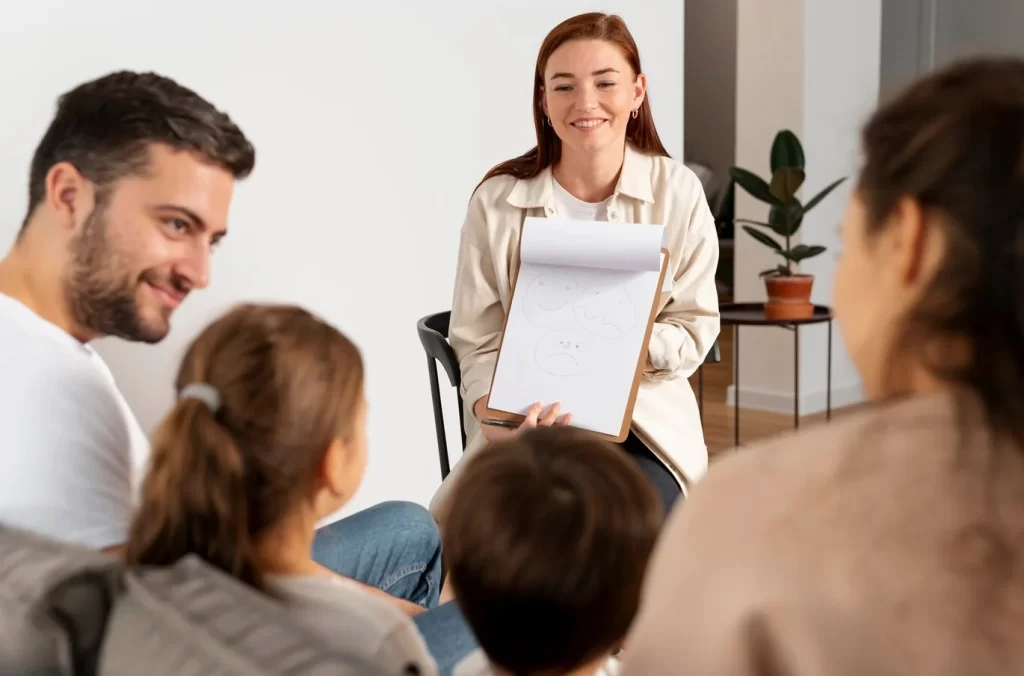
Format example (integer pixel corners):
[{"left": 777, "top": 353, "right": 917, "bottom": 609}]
[{"left": 476, "top": 12, "right": 670, "bottom": 192}]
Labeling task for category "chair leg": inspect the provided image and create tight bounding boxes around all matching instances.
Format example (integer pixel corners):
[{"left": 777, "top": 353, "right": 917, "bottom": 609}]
[
  {"left": 427, "top": 358, "right": 451, "bottom": 480},
  {"left": 457, "top": 395, "right": 467, "bottom": 450}
]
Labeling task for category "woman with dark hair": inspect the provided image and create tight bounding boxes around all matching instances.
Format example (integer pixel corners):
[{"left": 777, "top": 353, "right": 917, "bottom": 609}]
[
  {"left": 435, "top": 12, "right": 721, "bottom": 522},
  {"left": 622, "top": 57, "right": 1024, "bottom": 675}
]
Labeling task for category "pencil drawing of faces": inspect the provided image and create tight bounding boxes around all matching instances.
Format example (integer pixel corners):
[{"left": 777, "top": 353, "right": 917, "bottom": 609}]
[
  {"left": 573, "top": 286, "right": 635, "bottom": 339},
  {"left": 522, "top": 272, "right": 580, "bottom": 326},
  {"left": 535, "top": 328, "right": 597, "bottom": 377}
]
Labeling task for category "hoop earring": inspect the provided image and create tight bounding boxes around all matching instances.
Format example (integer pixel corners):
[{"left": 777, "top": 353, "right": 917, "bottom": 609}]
[{"left": 632, "top": 108, "right": 639, "bottom": 119}]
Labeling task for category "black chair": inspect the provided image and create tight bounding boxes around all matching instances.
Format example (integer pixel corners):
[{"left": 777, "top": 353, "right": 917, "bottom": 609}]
[
  {"left": 418, "top": 310, "right": 723, "bottom": 480},
  {"left": 416, "top": 311, "right": 464, "bottom": 481}
]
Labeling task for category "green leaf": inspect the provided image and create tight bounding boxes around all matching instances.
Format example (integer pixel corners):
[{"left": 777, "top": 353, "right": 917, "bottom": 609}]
[
  {"left": 741, "top": 225, "right": 783, "bottom": 251},
  {"left": 801, "top": 177, "right": 848, "bottom": 215},
  {"left": 729, "top": 167, "right": 782, "bottom": 206},
  {"left": 769, "top": 168, "right": 805, "bottom": 203},
  {"left": 781, "top": 244, "right": 828, "bottom": 262},
  {"left": 768, "top": 201, "right": 804, "bottom": 237},
  {"left": 759, "top": 265, "right": 790, "bottom": 277},
  {"left": 770, "top": 130, "right": 805, "bottom": 171},
  {"left": 735, "top": 219, "right": 772, "bottom": 228}
]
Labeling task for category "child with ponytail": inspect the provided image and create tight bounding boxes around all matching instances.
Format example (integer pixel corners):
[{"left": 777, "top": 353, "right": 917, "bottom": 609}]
[{"left": 123, "top": 303, "right": 439, "bottom": 674}]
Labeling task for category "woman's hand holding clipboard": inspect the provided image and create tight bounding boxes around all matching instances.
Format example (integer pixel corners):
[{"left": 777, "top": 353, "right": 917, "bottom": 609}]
[{"left": 478, "top": 400, "right": 572, "bottom": 442}]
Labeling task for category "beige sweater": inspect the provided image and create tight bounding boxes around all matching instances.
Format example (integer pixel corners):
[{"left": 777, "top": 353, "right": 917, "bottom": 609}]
[{"left": 622, "top": 391, "right": 1024, "bottom": 676}]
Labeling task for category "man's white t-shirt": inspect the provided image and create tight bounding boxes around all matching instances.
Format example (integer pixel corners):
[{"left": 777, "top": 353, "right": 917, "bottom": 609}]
[{"left": 0, "top": 293, "right": 149, "bottom": 549}]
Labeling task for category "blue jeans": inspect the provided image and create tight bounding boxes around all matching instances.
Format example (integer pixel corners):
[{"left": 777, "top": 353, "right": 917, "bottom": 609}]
[{"left": 311, "top": 501, "right": 478, "bottom": 675}]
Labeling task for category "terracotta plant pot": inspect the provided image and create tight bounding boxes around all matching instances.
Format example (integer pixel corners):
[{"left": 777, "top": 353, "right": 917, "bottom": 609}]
[{"left": 764, "top": 274, "right": 814, "bottom": 320}]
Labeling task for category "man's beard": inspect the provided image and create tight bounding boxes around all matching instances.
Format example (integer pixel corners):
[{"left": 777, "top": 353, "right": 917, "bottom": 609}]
[{"left": 64, "top": 205, "right": 169, "bottom": 344}]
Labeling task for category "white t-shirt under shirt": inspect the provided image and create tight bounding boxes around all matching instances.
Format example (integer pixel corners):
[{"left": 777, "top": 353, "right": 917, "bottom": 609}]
[
  {"left": 266, "top": 574, "right": 438, "bottom": 676},
  {"left": 552, "top": 178, "right": 611, "bottom": 222},
  {"left": 0, "top": 292, "right": 149, "bottom": 549}
]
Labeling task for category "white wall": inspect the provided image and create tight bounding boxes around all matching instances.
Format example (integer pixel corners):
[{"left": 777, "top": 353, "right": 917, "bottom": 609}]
[
  {"left": 800, "top": 0, "right": 881, "bottom": 407},
  {"left": 731, "top": 0, "right": 805, "bottom": 413},
  {"left": 730, "top": 0, "right": 880, "bottom": 416},
  {"left": 0, "top": 1, "right": 683, "bottom": 521}
]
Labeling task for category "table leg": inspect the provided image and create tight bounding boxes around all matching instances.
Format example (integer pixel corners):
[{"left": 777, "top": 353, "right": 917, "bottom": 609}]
[
  {"left": 734, "top": 325, "right": 740, "bottom": 447},
  {"left": 827, "top": 319, "right": 833, "bottom": 421},
  {"left": 794, "top": 325, "right": 800, "bottom": 429}
]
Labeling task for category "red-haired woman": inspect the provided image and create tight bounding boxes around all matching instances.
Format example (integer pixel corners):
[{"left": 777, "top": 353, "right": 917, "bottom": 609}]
[{"left": 435, "top": 12, "right": 721, "bottom": 522}]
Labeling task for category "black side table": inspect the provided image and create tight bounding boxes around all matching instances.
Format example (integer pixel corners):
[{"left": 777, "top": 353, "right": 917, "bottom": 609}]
[{"left": 719, "top": 302, "right": 834, "bottom": 446}]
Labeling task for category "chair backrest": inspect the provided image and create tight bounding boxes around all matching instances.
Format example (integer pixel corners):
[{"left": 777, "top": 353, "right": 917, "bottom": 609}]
[
  {"left": 0, "top": 524, "right": 121, "bottom": 676},
  {"left": 0, "top": 525, "right": 399, "bottom": 676},
  {"left": 100, "top": 555, "right": 394, "bottom": 676},
  {"left": 416, "top": 311, "right": 465, "bottom": 480}
]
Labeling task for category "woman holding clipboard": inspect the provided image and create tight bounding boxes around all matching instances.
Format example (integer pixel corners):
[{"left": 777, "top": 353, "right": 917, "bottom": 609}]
[{"left": 430, "top": 12, "right": 720, "bottom": 522}]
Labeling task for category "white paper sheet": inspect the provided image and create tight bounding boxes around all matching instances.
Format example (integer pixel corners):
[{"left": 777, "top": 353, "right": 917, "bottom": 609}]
[
  {"left": 488, "top": 218, "right": 667, "bottom": 437},
  {"left": 520, "top": 217, "right": 665, "bottom": 271}
]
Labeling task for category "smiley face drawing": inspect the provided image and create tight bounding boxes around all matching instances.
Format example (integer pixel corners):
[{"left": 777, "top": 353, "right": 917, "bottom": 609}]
[
  {"left": 534, "top": 329, "right": 597, "bottom": 377},
  {"left": 522, "top": 272, "right": 580, "bottom": 326},
  {"left": 572, "top": 286, "right": 635, "bottom": 339}
]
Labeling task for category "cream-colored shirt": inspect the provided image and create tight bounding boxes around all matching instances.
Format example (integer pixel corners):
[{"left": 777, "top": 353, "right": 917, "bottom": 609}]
[
  {"left": 431, "top": 143, "right": 720, "bottom": 518},
  {"left": 621, "top": 390, "right": 1024, "bottom": 676}
]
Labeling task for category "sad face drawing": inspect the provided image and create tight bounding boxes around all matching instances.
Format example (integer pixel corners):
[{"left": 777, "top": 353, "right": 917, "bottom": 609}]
[
  {"left": 534, "top": 329, "right": 597, "bottom": 377},
  {"left": 573, "top": 286, "right": 635, "bottom": 339},
  {"left": 522, "top": 272, "right": 580, "bottom": 326}
]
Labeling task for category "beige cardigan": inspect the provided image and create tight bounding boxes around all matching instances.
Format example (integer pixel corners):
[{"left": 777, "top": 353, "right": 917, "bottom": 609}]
[
  {"left": 430, "top": 144, "right": 720, "bottom": 517},
  {"left": 621, "top": 390, "right": 1024, "bottom": 676}
]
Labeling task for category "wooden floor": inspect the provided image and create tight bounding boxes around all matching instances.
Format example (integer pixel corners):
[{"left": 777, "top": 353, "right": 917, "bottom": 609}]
[{"left": 687, "top": 323, "right": 862, "bottom": 458}]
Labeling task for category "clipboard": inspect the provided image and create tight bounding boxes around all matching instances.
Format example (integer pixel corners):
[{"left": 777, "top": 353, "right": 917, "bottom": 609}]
[{"left": 482, "top": 220, "right": 670, "bottom": 443}]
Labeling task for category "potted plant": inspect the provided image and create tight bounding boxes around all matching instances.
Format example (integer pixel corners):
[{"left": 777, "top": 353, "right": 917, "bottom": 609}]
[{"left": 729, "top": 130, "right": 847, "bottom": 320}]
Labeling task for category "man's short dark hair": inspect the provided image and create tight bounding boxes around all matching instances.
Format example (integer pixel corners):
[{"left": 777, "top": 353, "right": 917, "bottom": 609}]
[
  {"left": 21, "top": 70, "right": 255, "bottom": 232},
  {"left": 442, "top": 427, "right": 663, "bottom": 674}
]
